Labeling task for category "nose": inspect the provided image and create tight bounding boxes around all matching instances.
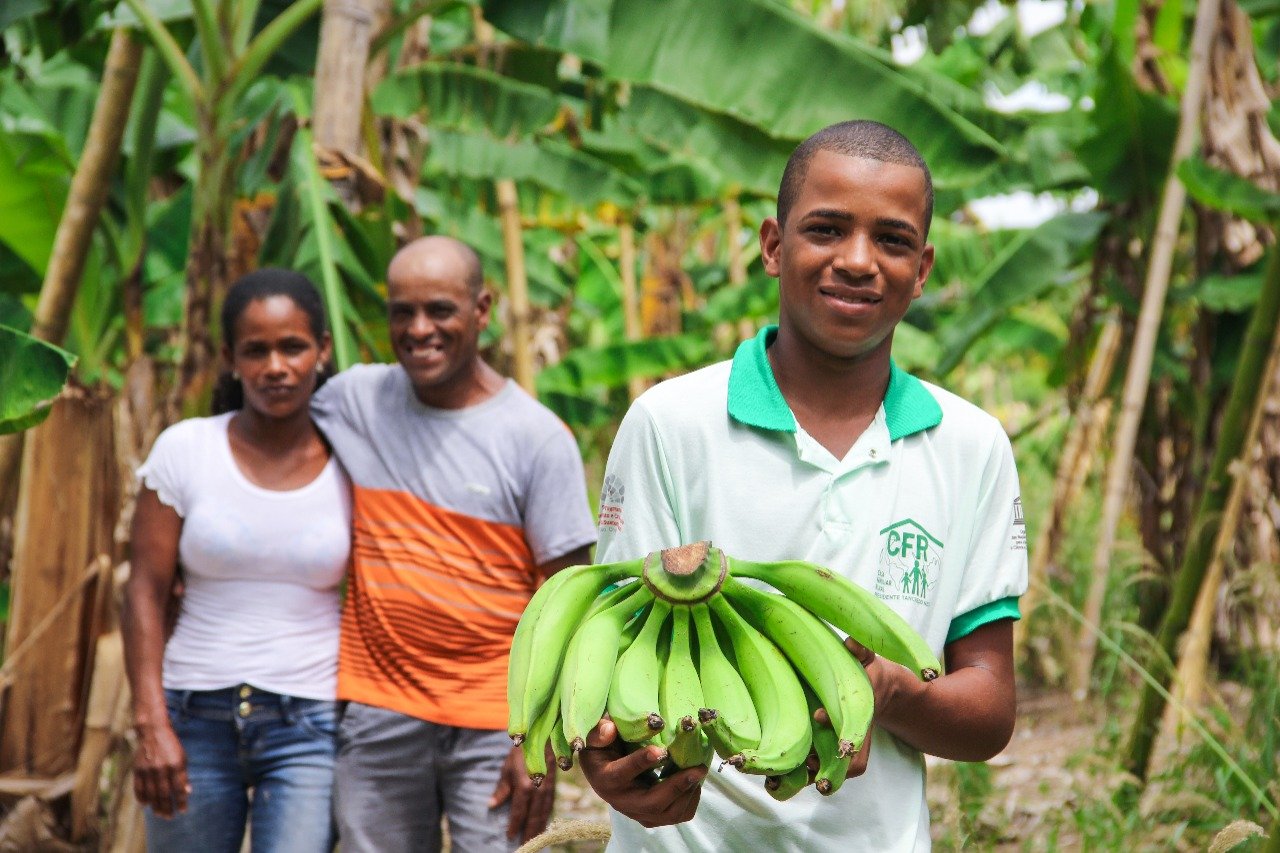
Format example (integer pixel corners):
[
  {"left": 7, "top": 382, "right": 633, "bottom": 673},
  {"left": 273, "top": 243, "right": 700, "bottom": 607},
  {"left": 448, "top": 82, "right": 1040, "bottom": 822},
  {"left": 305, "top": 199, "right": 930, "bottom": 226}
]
[
  {"left": 832, "top": 232, "right": 877, "bottom": 278},
  {"left": 265, "top": 350, "right": 288, "bottom": 377},
  {"left": 407, "top": 308, "right": 434, "bottom": 339}
]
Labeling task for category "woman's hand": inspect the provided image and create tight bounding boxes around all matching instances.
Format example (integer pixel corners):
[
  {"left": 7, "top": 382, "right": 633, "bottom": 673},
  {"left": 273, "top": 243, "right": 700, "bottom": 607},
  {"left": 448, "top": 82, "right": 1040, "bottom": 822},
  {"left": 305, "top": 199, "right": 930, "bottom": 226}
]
[{"left": 132, "top": 720, "right": 190, "bottom": 818}]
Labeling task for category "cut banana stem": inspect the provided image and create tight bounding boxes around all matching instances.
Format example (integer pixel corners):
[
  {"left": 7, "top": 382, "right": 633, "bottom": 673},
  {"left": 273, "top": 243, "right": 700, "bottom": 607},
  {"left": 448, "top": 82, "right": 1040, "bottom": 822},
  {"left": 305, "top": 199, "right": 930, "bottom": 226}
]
[
  {"left": 724, "top": 578, "right": 873, "bottom": 757},
  {"left": 708, "top": 596, "right": 811, "bottom": 775},
  {"left": 643, "top": 541, "right": 728, "bottom": 604},
  {"left": 727, "top": 557, "right": 942, "bottom": 680}
]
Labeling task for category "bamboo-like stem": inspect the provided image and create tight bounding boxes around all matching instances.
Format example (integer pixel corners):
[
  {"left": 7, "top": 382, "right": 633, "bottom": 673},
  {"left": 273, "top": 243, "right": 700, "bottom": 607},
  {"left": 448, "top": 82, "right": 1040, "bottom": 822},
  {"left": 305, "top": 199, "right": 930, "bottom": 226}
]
[
  {"left": 1156, "top": 283, "right": 1280, "bottom": 748},
  {"left": 1124, "top": 246, "right": 1280, "bottom": 782},
  {"left": 190, "top": 0, "right": 228, "bottom": 82},
  {"left": 313, "top": 0, "right": 381, "bottom": 159},
  {"left": 31, "top": 30, "right": 144, "bottom": 346},
  {"left": 619, "top": 217, "right": 645, "bottom": 401},
  {"left": 1015, "top": 314, "right": 1121, "bottom": 660},
  {"left": 1069, "top": 0, "right": 1222, "bottom": 700},
  {"left": 120, "top": 0, "right": 203, "bottom": 102},
  {"left": 496, "top": 179, "right": 536, "bottom": 392}
]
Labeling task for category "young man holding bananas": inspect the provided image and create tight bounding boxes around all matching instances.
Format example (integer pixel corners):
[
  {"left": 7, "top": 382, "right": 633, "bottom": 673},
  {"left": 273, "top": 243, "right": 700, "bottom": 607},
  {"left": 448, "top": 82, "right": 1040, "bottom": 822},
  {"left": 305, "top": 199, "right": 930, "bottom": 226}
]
[{"left": 581, "top": 121, "right": 1027, "bottom": 849}]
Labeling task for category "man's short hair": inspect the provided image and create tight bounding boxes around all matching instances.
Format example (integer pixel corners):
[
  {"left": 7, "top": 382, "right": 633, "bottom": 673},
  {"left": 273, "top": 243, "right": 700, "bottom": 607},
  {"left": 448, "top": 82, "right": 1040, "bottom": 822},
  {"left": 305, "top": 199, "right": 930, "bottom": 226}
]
[
  {"left": 777, "top": 120, "right": 934, "bottom": 235},
  {"left": 388, "top": 235, "right": 486, "bottom": 299}
]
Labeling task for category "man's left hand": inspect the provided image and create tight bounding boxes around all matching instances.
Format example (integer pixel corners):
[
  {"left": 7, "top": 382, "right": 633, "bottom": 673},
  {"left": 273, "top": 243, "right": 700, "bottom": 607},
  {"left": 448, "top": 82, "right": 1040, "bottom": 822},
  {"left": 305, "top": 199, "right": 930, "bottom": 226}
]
[{"left": 490, "top": 743, "right": 556, "bottom": 844}]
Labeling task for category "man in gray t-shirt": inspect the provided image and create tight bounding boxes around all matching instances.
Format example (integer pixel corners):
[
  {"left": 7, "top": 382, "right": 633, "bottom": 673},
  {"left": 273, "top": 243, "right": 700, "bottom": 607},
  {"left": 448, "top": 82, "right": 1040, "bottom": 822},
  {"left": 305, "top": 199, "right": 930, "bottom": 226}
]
[{"left": 312, "top": 236, "right": 597, "bottom": 852}]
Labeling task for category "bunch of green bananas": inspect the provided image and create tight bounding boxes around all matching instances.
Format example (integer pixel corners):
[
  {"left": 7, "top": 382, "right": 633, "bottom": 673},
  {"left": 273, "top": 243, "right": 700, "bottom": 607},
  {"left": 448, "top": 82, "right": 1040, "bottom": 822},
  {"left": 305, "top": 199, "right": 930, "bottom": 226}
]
[{"left": 507, "top": 541, "right": 941, "bottom": 799}]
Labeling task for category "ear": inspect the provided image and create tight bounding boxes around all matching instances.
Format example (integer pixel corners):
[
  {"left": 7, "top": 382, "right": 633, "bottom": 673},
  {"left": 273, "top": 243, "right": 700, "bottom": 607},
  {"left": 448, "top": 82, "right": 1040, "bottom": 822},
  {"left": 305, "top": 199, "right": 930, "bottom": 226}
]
[
  {"left": 913, "top": 243, "right": 935, "bottom": 299},
  {"left": 474, "top": 289, "right": 493, "bottom": 329},
  {"left": 317, "top": 331, "right": 333, "bottom": 367},
  {"left": 760, "top": 217, "right": 783, "bottom": 278}
]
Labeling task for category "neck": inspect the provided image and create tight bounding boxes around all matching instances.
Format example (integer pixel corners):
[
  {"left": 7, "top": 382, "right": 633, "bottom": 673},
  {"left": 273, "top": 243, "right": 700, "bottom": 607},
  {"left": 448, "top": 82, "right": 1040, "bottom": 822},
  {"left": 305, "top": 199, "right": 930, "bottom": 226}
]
[
  {"left": 412, "top": 358, "right": 506, "bottom": 409},
  {"left": 231, "top": 405, "right": 316, "bottom": 450},
  {"left": 767, "top": 332, "right": 892, "bottom": 424}
]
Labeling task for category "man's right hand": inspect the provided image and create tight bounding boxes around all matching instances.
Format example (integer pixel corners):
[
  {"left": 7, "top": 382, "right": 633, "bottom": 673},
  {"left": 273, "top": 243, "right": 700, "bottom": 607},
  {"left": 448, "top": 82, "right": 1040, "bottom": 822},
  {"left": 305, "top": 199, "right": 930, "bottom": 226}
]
[
  {"left": 576, "top": 717, "right": 707, "bottom": 829},
  {"left": 133, "top": 721, "right": 190, "bottom": 818}
]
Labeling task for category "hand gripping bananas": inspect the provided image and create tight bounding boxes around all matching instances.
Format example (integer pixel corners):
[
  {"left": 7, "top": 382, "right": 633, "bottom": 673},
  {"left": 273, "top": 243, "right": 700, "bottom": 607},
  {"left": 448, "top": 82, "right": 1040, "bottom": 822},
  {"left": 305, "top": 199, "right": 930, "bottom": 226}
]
[{"left": 507, "top": 541, "right": 942, "bottom": 794}]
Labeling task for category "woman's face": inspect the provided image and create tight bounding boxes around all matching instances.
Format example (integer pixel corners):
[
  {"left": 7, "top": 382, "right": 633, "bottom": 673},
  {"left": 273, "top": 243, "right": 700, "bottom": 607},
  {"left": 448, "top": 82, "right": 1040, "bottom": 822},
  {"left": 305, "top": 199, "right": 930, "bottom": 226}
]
[{"left": 224, "top": 295, "right": 331, "bottom": 420}]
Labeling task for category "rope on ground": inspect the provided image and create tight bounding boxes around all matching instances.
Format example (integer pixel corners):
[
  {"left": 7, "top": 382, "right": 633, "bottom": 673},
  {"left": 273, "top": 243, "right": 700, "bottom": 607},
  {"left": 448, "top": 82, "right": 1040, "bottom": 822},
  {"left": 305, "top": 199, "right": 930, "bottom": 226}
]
[{"left": 515, "top": 819, "right": 612, "bottom": 853}]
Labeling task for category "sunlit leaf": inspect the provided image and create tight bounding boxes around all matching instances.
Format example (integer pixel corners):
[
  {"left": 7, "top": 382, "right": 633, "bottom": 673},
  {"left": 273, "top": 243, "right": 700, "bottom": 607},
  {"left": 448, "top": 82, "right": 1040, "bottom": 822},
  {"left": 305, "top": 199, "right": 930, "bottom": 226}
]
[{"left": 0, "top": 324, "right": 76, "bottom": 435}]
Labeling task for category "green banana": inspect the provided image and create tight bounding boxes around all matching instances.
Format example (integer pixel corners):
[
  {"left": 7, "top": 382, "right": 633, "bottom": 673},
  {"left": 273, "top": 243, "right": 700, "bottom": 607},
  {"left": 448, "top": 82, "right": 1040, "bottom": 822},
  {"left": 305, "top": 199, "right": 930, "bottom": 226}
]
[
  {"left": 550, "top": 709, "right": 574, "bottom": 771},
  {"left": 560, "top": 582, "right": 654, "bottom": 751},
  {"left": 724, "top": 578, "right": 873, "bottom": 758},
  {"left": 764, "top": 763, "right": 810, "bottom": 802},
  {"left": 659, "top": 606, "right": 712, "bottom": 769},
  {"left": 728, "top": 557, "right": 942, "bottom": 681},
  {"left": 691, "top": 603, "right": 760, "bottom": 761},
  {"left": 607, "top": 599, "right": 672, "bottom": 743},
  {"left": 805, "top": 686, "right": 852, "bottom": 796},
  {"left": 520, "top": 690, "right": 560, "bottom": 786},
  {"left": 708, "top": 596, "right": 811, "bottom": 775},
  {"left": 508, "top": 556, "right": 646, "bottom": 741}
]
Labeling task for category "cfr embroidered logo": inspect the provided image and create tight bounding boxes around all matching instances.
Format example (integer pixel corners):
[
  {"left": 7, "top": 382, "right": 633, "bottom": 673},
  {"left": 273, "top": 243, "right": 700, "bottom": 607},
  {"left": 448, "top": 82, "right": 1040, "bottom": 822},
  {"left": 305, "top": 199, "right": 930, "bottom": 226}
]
[
  {"left": 598, "top": 474, "right": 625, "bottom": 531},
  {"left": 875, "top": 519, "right": 943, "bottom": 606}
]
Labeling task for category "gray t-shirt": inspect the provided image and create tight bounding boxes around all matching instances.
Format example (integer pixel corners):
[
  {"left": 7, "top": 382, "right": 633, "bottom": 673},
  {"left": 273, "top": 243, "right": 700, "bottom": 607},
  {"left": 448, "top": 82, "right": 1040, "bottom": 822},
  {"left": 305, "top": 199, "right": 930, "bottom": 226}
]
[{"left": 311, "top": 363, "right": 597, "bottom": 727}]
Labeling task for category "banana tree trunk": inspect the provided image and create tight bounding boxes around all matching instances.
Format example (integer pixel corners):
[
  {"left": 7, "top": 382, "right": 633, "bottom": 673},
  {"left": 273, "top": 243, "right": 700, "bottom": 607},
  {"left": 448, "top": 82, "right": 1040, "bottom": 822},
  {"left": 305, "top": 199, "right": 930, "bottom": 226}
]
[
  {"left": 1015, "top": 314, "right": 1121, "bottom": 663},
  {"left": 1125, "top": 246, "right": 1280, "bottom": 783},
  {"left": 0, "top": 29, "right": 143, "bottom": 528},
  {"left": 1158, "top": 323, "right": 1280, "bottom": 748},
  {"left": 1070, "top": 0, "right": 1222, "bottom": 700},
  {"left": 619, "top": 217, "right": 645, "bottom": 401},
  {"left": 496, "top": 179, "right": 536, "bottom": 393},
  {"left": 166, "top": 118, "right": 236, "bottom": 422}
]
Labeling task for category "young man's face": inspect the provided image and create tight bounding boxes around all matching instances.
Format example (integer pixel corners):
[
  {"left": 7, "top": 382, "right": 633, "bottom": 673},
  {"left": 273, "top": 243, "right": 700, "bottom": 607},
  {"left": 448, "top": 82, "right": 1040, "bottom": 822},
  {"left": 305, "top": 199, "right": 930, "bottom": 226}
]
[
  {"left": 761, "top": 150, "right": 934, "bottom": 364},
  {"left": 386, "top": 253, "right": 491, "bottom": 402}
]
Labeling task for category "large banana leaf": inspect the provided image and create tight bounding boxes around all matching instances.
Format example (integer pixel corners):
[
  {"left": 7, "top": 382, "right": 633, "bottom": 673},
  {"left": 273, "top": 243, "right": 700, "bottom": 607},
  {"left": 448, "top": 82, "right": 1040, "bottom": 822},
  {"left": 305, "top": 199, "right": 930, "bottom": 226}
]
[
  {"left": 0, "top": 324, "right": 76, "bottom": 434},
  {"left": 0, "top": 80, "right": 72, "bottom": 276},
  {"left": 427, "top": 129, "right": 641, "bottom": 207},
  {"left": 372, "top": 62, "right": 561, "bottom": 137},
  {"left": 1179, "top": 158, "right": 1280, "bottom": 223},
  {"left": 537, "top": 333, "right": 713, "bottom": 396},
  {"left": 934, "top": 211, "right": 1108, "bottom": 376},
  {"left": 482, "top": 0, "right": 611, "bottom": 65}
]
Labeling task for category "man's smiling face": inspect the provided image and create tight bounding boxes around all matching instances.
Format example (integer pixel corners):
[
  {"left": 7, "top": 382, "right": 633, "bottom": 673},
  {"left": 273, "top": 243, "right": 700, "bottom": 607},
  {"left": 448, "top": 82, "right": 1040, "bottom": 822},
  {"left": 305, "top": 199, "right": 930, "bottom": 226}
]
[{"left": 761, "top": 149, "right": 934, "bottom": 364}]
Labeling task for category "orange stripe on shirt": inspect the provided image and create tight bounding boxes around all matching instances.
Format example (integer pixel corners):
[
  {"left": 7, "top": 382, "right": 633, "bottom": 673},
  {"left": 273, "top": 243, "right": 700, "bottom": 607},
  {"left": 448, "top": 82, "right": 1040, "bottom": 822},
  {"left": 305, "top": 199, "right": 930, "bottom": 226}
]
[{"left": 338, "top": 485, "right": 536, "bottom": 729}]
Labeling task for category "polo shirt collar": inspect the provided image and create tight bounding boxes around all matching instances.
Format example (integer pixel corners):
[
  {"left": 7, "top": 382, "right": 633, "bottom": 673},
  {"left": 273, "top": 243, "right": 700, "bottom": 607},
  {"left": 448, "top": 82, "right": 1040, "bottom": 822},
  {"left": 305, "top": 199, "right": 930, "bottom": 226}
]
[{"left": 726, "top": 325, "right": 942, "bottom": 441}]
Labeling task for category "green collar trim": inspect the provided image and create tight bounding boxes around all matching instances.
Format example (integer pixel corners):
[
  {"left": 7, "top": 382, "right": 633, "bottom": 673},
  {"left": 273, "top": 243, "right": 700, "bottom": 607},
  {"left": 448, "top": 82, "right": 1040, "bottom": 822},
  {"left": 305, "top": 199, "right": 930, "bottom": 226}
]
[{"left": 727, "top": 325, "right": 943, "bottom": 441}]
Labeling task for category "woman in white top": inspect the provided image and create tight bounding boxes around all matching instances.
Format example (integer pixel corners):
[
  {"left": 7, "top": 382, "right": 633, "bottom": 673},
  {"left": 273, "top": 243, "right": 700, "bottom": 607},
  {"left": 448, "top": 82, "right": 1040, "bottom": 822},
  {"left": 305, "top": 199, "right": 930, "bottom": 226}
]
[{"left": 123, "top": 269, "right": 351, "bottom": 853}]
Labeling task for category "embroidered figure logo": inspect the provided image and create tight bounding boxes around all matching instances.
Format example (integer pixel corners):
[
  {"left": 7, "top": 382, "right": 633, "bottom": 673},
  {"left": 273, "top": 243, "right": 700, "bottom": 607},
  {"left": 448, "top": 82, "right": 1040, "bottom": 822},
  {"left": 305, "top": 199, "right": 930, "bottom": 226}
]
[
  {"left": 1011, "top": 497, "right": 1027, "bottom": 551},
  {"left": 876, "top": 519, "right": 943, "bottom": 606},
  {"left": 599, "top": 474, "right": 625, "bottom": 531}
]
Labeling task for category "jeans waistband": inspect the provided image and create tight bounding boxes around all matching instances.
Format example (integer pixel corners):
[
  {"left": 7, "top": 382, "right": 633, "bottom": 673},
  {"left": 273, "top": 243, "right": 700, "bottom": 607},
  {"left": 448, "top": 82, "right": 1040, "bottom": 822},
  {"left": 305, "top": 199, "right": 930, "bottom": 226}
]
[{"left": 165, "top": 685, "right": 335, "bottom": 723}]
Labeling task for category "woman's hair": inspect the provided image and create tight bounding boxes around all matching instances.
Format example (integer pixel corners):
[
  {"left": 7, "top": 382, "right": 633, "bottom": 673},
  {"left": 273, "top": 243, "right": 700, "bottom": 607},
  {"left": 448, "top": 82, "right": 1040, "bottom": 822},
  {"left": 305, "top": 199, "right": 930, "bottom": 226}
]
[{"left": 211, "top": 268, "right": 332, "bottom": 414}]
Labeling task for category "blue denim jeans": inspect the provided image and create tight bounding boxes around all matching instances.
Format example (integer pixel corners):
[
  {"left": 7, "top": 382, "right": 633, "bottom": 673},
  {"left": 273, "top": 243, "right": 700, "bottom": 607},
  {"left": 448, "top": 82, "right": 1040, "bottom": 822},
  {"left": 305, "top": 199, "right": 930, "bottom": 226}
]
[{"left": 144, "top": 685, "right": 338, "bottom": 853}]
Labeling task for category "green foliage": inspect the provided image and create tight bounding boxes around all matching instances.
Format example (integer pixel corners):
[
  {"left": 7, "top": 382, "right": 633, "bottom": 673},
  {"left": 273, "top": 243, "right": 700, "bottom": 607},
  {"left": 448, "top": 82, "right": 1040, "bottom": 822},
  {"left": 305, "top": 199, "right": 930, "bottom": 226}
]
[
  {"left": 1180, "top": 158, "right": 1280, "bottom": 223},
  {"left": 0, "top": 324, "right": 76, "bottom": 434}
]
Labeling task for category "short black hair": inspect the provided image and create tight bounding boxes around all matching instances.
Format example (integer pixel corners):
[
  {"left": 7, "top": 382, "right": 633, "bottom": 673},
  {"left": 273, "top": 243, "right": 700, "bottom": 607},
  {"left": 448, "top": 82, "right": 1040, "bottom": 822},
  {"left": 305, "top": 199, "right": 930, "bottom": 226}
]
[
  {"left": 777, "top": 120, "right": 934, "bottom": 235},
  {"left": 212, "top": 268, "right": 331, "bottom": 413}
]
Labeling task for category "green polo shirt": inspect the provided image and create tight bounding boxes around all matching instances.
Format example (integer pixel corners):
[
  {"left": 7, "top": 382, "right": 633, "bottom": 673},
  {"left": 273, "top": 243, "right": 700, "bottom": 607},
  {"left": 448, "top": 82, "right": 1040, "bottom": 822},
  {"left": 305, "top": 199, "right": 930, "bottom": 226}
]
[{"left": 596, "top": 325, "right": 1027, "bottom": 852}]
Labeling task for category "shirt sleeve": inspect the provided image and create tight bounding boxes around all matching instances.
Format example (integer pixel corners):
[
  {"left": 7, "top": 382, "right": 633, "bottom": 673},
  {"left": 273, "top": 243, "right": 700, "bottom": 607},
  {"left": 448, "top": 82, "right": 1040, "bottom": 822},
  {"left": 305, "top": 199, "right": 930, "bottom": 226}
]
[
  {"left": 521, "top": 424, "right": 598, "bottom": 566},
  {"left": 595, "top": 401, "right": 683, "bottom": 564},
  {"left": 135, "top": 421, "right": 192, "bottom": 517},
  {"left": 948, "top": 426, "right": 1028, "bottom": 643}
]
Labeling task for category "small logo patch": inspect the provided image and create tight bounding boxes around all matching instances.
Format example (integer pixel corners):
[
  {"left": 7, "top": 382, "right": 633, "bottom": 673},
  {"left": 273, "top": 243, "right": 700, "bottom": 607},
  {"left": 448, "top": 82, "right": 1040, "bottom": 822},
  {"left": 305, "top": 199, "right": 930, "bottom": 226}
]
[
  {"left": 876, "top": 519, "right": 943, "bottom": 606},
  {"left": 599, "top": 473, "right": 625, "bottom": 531},
  {"left": 1011, "top": 497, "right": 1026, "bottom": 551}
]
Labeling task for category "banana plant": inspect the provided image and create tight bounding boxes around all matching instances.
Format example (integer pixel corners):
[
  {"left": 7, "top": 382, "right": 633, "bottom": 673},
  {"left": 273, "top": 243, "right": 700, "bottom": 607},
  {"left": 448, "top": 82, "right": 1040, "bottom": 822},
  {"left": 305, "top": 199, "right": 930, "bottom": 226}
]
[{"left": 0, "top": 325, "right": 75, "bottom": 434}]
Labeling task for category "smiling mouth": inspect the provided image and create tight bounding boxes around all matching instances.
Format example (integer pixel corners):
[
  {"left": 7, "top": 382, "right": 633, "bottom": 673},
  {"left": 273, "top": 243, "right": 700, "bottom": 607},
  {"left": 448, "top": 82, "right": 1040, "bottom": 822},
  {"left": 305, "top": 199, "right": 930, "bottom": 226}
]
[
  {"left": 262, "top": 385, "right": 295, "bottom": 396},
  {"left": 403, "top": 341, "right": 445, "bottom": 360},
  {"left": 820, "top": 288, "right": 880, "bottom": 306}
]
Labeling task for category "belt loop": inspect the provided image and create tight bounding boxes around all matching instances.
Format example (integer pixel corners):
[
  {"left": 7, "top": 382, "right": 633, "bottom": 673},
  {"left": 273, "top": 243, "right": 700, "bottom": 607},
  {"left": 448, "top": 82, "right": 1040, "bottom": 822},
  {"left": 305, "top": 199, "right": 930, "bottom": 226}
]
[{"left": 280, "top": 693, "right": 295, "bottom": 725}]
